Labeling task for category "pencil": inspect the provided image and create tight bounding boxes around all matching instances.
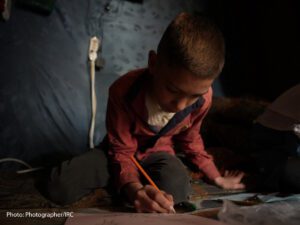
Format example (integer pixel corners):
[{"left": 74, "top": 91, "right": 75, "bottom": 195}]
[{"left": 130, "top": 155, "right": 176, "bottom": 213}]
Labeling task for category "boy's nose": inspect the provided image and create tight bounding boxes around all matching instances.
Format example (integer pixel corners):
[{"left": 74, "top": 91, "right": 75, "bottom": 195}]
[{"left": 172, "top": 99, "right": 189, "bottom": 112}]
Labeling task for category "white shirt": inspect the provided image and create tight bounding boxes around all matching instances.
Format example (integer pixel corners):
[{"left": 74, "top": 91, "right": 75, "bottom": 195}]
[{"left": 145, "top": 94, "right": 175, "bottom": 130}]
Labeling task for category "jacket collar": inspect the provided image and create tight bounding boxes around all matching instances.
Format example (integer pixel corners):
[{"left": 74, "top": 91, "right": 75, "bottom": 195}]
[{"left": 125, "top": 69, "right": 205, "bottom": 134}]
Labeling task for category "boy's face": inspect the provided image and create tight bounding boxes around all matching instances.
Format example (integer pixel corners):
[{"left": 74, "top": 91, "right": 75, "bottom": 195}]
[{"left": 148, "top": 51, "right": 214, "bottom": 113}]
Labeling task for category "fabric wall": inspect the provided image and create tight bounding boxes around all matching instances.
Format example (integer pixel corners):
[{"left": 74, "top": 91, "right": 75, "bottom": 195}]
[{"left": 0, "top": 0, "right": 205, "bottom": 169}]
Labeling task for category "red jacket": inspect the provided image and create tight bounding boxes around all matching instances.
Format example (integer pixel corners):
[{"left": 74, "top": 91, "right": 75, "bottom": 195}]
[{"left": 104, "top": 68, "right": 220, "bottom": 189}]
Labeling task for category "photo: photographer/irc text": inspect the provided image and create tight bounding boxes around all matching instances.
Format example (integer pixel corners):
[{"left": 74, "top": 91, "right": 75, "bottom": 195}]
[{"left": 5, "top": 211, "right": 74, "bottom": 219}]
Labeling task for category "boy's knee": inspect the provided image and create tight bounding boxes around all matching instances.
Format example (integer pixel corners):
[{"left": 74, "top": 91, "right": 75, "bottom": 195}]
[
  {"left": 158, "top": 157, "right": 190, "bottom": 189},
  {"left": 81, "top": 149, "right": 110, "bottom": 181},
  {"left": 45, "top": 176, "right": 78, "bottom": 205},
  {"left": 142, "top": 152, "right": 191, "bottom": 203},
  {"left": 37, "top": 149, "right": 110, "bottom": 205},
  {"left": 151, "top": 152, "right": 188, "bottom": 177},
  {"left": 159, "top": 160, "right": 190, "bottom": 203}
]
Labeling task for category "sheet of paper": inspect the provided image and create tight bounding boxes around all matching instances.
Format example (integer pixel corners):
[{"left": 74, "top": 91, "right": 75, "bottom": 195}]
[
  {"left": 65, "top": 212, "right": 227, "bottom": 225},
  {"left": 209, "top": 193, "right": 300, "bottom": 203}
]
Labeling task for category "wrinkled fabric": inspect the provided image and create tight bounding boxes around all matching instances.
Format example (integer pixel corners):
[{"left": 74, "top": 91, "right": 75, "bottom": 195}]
[{"left": 0, "top": 0, "right": 105, "bottom": 169}]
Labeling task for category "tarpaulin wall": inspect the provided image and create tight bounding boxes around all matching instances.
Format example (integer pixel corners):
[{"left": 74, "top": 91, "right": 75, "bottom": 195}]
[{"left": 0, "top": 0, "right": 205, "bottom": 169}]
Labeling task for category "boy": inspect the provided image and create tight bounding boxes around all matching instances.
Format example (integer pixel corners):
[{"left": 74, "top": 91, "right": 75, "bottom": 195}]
[{"left": 41, "top": 12, "right": 244, "bottom": 213}]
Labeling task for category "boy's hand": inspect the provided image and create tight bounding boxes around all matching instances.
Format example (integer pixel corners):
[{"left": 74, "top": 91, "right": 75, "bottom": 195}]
[
  {"left": 214, "top": 170, "right": 245, "bottom": 190},
  {"left": 124, "top": 182, "right": 174, "bottom": 213}
]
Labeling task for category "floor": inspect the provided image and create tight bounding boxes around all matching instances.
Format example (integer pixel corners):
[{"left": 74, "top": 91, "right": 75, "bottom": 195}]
[
  {"left": 0, "top": 98, "right": 270, "bottom": 224},
  {"left": 0, "top": 171, "right": 252, "bottom": 225}
]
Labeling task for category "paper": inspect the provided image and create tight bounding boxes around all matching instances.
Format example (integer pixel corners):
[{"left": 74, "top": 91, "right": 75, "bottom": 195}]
[
  {"left": 210, "top": 193, "right": 300, "bottom": 203},
  {"left": 65, "top": 212, "right": 227, "bottom": 225}
]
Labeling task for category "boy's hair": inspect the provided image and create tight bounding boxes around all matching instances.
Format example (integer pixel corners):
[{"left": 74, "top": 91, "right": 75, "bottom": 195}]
[{"left": 157, "top": 12, "right": 225, "bottom": 79}]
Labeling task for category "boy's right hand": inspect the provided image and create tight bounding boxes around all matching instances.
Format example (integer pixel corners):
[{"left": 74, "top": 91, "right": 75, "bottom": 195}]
[{"left": 124, "top": 182, "right": 174, "bottom": 213}]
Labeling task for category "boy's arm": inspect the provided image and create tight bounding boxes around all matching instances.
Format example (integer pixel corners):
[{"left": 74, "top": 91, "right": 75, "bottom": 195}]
[
  {"left": 173, "top": 105, "right": 221, "bottom": 181},
  {"left": 173, "top": 111, "right": 245, "bottom": 189},
  {"left": 106, "top": 91, "right": 175, "bottom": 212},
  {"left": 173, "top": 97, "right": 244, "bottom": 190},
  {"left": 106, "top": 91, "right": 140, "bottom": 190},
  {"left": 106, "top": 88, "right": 176, "bottom": 212}
]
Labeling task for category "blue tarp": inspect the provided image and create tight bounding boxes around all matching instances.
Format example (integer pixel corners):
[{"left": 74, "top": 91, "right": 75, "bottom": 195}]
[{"left": 0, "top": 0, "right": 105, "bottom": 169}]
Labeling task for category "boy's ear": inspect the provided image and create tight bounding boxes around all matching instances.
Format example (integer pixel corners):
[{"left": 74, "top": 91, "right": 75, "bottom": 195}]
[{"left": 148, "top": 50, "right": 157, "bottom": 74}]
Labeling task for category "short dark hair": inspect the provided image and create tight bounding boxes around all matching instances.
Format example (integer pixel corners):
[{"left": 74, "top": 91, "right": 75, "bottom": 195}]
[{"left": 157, "top": 12, "right": 225, "bottom": 79}]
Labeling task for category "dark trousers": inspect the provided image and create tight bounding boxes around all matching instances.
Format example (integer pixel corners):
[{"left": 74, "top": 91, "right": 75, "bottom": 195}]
[{"left": 38, "top": 150, "right": 191, "bottom": 205}]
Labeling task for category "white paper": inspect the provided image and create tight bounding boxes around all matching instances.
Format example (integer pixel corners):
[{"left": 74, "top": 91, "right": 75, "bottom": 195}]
[{"left": 65, "top": 212, "right": 227, "bottom": 225}]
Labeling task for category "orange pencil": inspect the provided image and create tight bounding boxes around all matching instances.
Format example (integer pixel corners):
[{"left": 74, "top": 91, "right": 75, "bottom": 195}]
[{"left": 130, "top": 155, "right": 176, "bottom": 213}]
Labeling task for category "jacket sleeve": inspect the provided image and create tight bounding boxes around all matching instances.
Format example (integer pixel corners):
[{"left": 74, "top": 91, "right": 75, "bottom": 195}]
[
  {"left": 106, "top": 89, "right": 140, "bottom": 190},
  {"left": 173, "top": 97, "right": 221, "bottom": 181}
]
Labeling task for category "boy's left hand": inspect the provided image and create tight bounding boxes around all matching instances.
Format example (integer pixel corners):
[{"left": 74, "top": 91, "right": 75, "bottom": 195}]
[{"left": 214, "top": 170, "right": 245, "bottom": 190}]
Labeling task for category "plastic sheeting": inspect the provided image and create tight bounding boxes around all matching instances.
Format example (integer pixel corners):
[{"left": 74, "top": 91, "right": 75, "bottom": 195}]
[
  {"left": 0, "top": 0, "right": 106, "bottom": 169},
  {"left": 218, "top": 200, "right": 300, "bottom": 225},
  {"left": 0, "top": 0, "right": 206, "bottom": 170}
]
